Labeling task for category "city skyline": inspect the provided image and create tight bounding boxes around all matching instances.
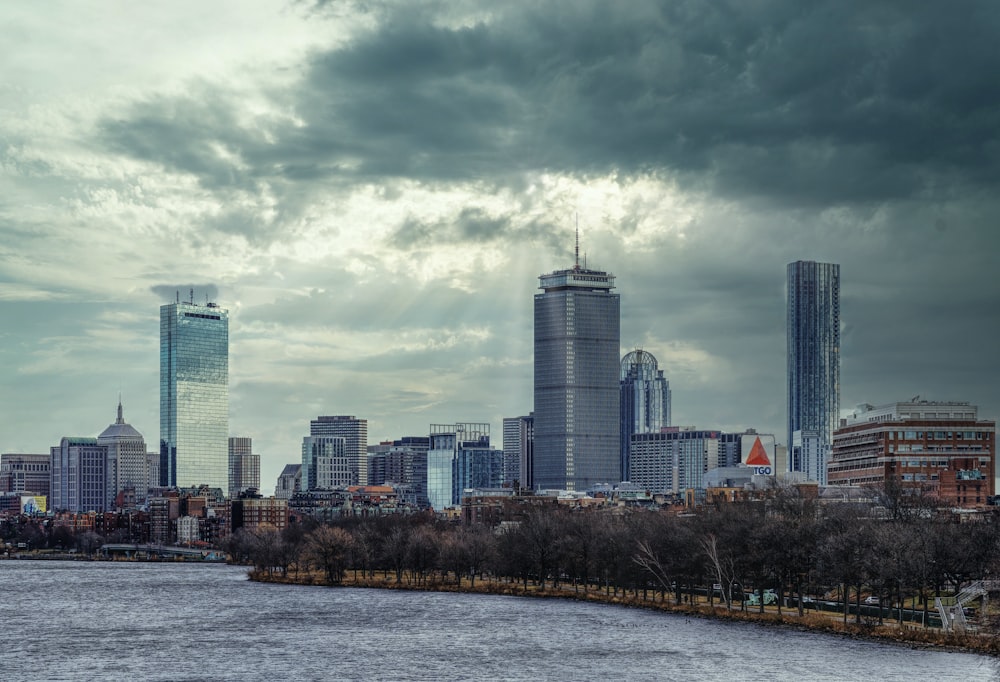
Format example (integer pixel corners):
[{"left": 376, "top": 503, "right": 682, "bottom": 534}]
[{"left": 3, "top": 2, "right": 999, "bottom": 495}]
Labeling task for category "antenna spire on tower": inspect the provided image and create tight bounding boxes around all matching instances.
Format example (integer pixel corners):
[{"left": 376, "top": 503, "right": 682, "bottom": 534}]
[{"left": 575, "top": 215, "right": 580, "bottom": 270}]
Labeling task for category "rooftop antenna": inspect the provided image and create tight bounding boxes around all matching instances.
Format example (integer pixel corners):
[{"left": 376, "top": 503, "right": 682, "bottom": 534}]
[{"left": 574, "top": 215, "right": 580, "bottom": 271}]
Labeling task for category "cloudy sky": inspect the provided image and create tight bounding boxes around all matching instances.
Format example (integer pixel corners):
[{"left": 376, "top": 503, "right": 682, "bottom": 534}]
[{"left": 3, "top": 0, "right": 998, "bottom": 494}]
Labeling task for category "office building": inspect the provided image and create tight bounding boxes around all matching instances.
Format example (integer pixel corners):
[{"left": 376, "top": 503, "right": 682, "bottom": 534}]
[
  {"left": 160, "top": 296, "right": 229, "bottom": 489},
  {"left": 502, "top": 414, "right": 534, "bottom": 489},
  {"left": 620, "top": 349, "right": 671, "bottom": 480},
  {"left": 0, "top": 453, "right": 50, "bottom": 497},
  {"left": 50, "top": 438, "right": 110, "bottom": 513},
  {"left": 787, "top": 260, "right": 840, "bottom": 485},
  {"left": 98, "top": 400, "right": 148, "bottom": 507},
  {"left": 534, "top": 248, "right": 620, "bottom": 490},
  {"left": 147, "top": 452, "right": 160, "bottom": 492},
  {"left": 367, "top": 437, "right": 430, "bottom": 507},
  {"left": 829, "top": 400, "right": 995, "bottom": 507},
  {"left": 427, "top": 423, "right": 501, "bottom": 510},
  {"left": 310, "top": 416, "right": 368, "bottom": 485},
  {"left": 228, "top": 436, "right": 260, "bottom": 498},
  {"left": 302, "top": 436, "right": 353, "bottom": 490}
]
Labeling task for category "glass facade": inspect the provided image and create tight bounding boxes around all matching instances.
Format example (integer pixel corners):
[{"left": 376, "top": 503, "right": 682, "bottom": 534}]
[
  {"left": 786, "top": 261, "right": 840, "bottom": 484},
  {"left": 160, "top": 301, "right": 229, "bottom": 490},
  {"left": 619, "top": 350, "right": 671, "bottom": 481},
  {"left": 426, "top": 424, "right": 496, "bottom": 509},
  {"left": 534, "top": 266, "right": 620, "bottom": 490}
]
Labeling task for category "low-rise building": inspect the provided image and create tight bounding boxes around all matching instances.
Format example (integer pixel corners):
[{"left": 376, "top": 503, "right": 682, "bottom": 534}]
[
  {"left": 231, "top": 497, "right": 288, "bottom": 532},
  {"left": 275, "top": 464, "right": 301, "bottom": 500},
  {"left": 0, "top": 453, "right": 51, "bottom": 497},
  {"left": 828, "top": 400, "right": 995, "bottom": 508}
]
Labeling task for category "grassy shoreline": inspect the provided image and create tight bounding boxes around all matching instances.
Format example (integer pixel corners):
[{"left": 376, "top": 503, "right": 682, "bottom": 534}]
[{"left": 248, "top": 570, "right": 1000, "bottom": 657}]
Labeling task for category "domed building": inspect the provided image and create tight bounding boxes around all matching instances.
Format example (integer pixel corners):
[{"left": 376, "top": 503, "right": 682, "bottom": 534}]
[
  {"left": 98, "top": 400, "right": 148, "bottom": 508},
  {"left": 620, "top": 349, "right": 672, "bottom": 481}
]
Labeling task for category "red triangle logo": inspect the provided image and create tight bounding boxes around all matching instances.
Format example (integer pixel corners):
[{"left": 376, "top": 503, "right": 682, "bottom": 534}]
[{"left": 745, "top": 437, "right": 771, "bottom": 466}]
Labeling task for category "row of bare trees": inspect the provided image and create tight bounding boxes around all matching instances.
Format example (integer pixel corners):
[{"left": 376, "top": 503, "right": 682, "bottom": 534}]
[{"left": 229, "top": 490, "right": 1000, "bottom": 626}]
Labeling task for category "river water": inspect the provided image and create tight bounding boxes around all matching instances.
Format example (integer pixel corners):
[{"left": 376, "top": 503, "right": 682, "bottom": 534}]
[{"left": 2, "top": 561, "right": 997, "bottom": 681}]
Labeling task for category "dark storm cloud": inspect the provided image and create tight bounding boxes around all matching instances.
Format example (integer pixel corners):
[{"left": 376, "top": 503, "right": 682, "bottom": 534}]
[
  {"left": 101, "top": 94, "right": 260, "bottom": 190},
  {"left": 387, "top": 208, "right": 570, "bottom": 250},
  {"left": 98, "top": 0, "right": 1000, "bottom": 228},
  {"left": 390, "top": 208, "right": 512, "bottom": 248}
]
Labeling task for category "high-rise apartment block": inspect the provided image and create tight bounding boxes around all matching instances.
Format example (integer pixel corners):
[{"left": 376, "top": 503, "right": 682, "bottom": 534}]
[
  {"left": 620, "top": 349, "right": 671, "bottom": 481},
  {"left": 787, "top": 260, "right": 840, "bottom": 485},
  {"left": 228, "top": 436, "right": 260, "bottom": 497},
  {"left": 309, "top": 415, "right": 368, "bottom": 486},
  {"left": 502, "top": 414, "right": 534, "bottom": 489},
  {"left": 534, "top": 253, "right": 620, "bottom": 490},
  {"left": 630, "top": 429, "right": 721, "bottom": 495},
  {"left": 160, "top": 297, "right": 229, "bottom": 490},
  {"left": 829, "top": 400, "right": 995, "bottom": 507}
]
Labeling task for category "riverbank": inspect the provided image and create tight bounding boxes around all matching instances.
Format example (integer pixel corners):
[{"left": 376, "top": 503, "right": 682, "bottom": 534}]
[{"left": 249, "top": 570, "right": 1000, "bottom": 657}]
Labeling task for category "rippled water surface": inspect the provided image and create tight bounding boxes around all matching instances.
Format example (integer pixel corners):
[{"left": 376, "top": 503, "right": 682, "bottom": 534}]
[{"left": 2, "top": 561, "right": 998, "bottom": 681}]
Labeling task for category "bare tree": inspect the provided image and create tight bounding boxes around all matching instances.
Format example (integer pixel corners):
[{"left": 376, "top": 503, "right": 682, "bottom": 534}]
[{"left": 304, "top": 525, "right": 355, "bottom": 584}]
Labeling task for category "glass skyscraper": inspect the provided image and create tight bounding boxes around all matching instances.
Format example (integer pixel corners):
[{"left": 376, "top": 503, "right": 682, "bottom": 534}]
[
  {"left": 426, "top": 423, "right": 497, "bottom": 510},
  {"left": 619, "top": 349, "right": 671, "bottom": 481},
  {"left": 786, "top": 260, "right": 840, "bottom": 484},
  {"left": 160, "top": 299, "right": 229, "bottom": 490},
  {"left": 534, "top": 261, "right": 620, "bottom": 490}
]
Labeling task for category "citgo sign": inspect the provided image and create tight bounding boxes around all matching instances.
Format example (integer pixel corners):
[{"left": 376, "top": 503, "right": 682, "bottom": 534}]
[{"left": 743, "top": 435, "right": 774, "bottom": 476}]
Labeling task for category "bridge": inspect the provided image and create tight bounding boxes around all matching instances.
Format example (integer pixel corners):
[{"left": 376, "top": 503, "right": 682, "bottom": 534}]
[
  {"left": 100, "top": 544, "right": 227, "bottom": 562},
  {"left": 935, "top": 580, "right": 1000, "bottom": 632}
]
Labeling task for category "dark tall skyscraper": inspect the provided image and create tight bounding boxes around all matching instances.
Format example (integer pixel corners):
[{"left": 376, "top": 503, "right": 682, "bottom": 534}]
[
  {"left": 619, "top": 349, "right": 671, "bottom": 481},
  {"left": 786, "top": 260, "right": 840, "bottom": 484},
  {"left": 534, "top": 250, "right": 620, "bottom": 491},
  {"left": 160, "top": 297, "right": 229, "bottom": 489}
]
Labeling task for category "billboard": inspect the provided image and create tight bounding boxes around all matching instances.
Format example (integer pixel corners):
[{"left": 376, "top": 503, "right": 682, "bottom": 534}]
[
  {"left": 21, "top": 496, "right": 46, "bottom": 514},
  {"left": 741, "top": 434, "right": 776, "bottom": 476}
]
